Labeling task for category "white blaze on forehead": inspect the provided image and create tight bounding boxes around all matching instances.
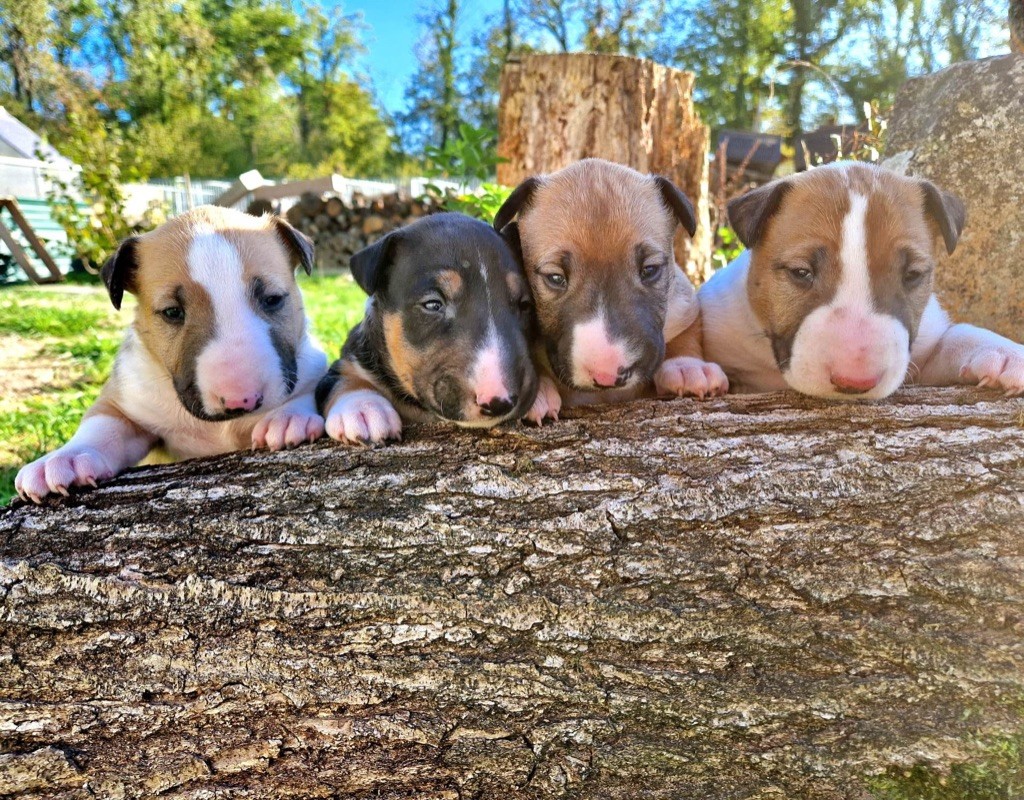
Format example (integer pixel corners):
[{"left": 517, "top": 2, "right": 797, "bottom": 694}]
[
  {"left": 188, "top": 227, "right": 245, "bottom": 310},
  {"left": 187, "top": 226, "right": 283, "bottom": 411},
  {"left": 783, "top": 189, "right": 911, "bottom": 399},
  {"left": 471, "top": 257, "right": 512, "bottom": 404},
  {"left": 570, "top": 304, "right": 633, "bottom": 387},
  {"left": 471, "top": 320, "right": 510, "bottom": 403},
  {"left": 835, "top": 192, "right": 873, "bottom": 313}
]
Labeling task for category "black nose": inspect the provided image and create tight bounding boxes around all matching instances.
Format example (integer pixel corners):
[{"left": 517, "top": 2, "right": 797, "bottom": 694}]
[{"left": 479, "top": 396, "right": 517, "bottom": 417}]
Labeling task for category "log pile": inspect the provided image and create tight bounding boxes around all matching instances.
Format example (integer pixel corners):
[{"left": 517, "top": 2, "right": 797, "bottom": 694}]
[{"left": 282, "top": 191, "right": 441, "bottom": 272}]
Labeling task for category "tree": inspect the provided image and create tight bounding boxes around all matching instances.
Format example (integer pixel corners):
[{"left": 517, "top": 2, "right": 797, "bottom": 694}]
[
  {"left": 781, "top": 0, "right": 868, "bottom": 136},
  {"left": 3, "top": 390, "right": 1024, "bottom": 797},
  {"left": 289, "top": 2, "right": 393, "bottom": 177},
  {"left": 0, "top": 0, "right": 60, "bottom": 118},
  {"left": 670, "top": 0, "right": 790, "bottom": 131},
  {"left": 400, "top": 0, "right": 463, "bottom": 152}
]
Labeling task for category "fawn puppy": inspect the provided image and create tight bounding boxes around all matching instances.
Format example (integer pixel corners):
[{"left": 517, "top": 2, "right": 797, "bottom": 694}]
[
  {"left": 16, "top": 206, "right": 327, "bottom": 503},
  {"left": 316, "top": 212, "right": 538, "bottom": 443},
  {"left": 493, "top": 158, "right": 728, "bottom": 424},
  {"left": 700, "top": 162, "right": 1024, "bottom": 398}
]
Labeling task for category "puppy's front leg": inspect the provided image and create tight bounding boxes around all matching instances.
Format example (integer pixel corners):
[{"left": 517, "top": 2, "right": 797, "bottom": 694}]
[
  {"left": 251, "top": 391, "right": 325, "bottom": 451},
  {"left": 917, "top": 322, "right": 1024, "bottom": 396},
  {"left": 318, "top": 362, "right": 402, "bottom": 445},
  {"left": 655, "top": 315, "right": 730, "bottom": 399},
  {"left": 15, "top": 407, "right": 157, "bottom": 503}
]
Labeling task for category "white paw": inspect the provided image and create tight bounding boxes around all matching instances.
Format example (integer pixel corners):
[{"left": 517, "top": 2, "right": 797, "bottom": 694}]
[
  {"left": 15, "top": 447, "right": 115, "bottom": 504},
  {"left": 325, "top": 390, "right": 402, "bottom": 445},
  {"left": 654, "top": 356, "right": 730, "bottom": 399},
  {"left": 524, "top": 376, "right": 562, "bottom": 426},
  {"left": 960, "top": 346, "right": 1024, "bottom": 396},
  {"left": 252, "top": 407, "right": 325, "bottom": 451}
]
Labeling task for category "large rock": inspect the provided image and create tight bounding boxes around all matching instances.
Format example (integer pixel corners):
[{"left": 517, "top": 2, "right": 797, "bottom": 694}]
[{"left": 884, "top": 54, "right": 1024, "bottom": 342}]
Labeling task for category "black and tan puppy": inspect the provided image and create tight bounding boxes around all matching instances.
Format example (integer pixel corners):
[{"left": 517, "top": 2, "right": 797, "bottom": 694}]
[
  {"left": 317, "top": 212, "right": 538, "bottom": 443},
  {"left": 494, "top": 158, "right": 727, "bottom": 423}
]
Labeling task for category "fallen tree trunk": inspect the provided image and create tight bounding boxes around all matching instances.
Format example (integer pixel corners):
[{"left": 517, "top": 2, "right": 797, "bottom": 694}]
[{"left": 2, "top": 389, "right": 1023, "bottom": 799}]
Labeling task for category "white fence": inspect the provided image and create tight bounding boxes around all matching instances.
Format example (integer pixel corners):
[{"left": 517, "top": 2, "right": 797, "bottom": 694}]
[{"left": 0, "top": 156, "right": 79, "bottom": 200}]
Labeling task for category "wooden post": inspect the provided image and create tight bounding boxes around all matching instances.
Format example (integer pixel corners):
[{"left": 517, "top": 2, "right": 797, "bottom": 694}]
[
  {"left": 497, "top": 53, "right": 712, "bottom": 285},
  {"left": 0, "top": 197, "right": 64, "bottom": 284}
]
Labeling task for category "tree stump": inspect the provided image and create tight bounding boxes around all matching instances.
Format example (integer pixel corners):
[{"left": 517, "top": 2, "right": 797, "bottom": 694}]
[
  {"left": 1012, "top": 0, "right": 1024, "bottom": 54},
  {"left": 497, "top": 54, "right": 712, "bottom": 286},
  {"left": 2, "top": 389, "right": 1024, "bottom": 798}
]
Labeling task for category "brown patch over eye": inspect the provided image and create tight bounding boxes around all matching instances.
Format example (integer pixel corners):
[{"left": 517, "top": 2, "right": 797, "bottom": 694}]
[{"left": 435, "top": 270, "right": 463, "bottom": 300}]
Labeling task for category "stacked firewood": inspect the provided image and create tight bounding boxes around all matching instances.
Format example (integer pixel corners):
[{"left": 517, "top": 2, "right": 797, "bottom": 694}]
[{"left": 281, "top": 191, "right": 441, "bottom": 271}]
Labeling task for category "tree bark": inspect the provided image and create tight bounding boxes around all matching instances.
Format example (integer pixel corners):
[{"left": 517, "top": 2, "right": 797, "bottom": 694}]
[
  {"left": 1012, "top": 0, "right": 1024, "bottom": 54},
  {"left": 497, "top": 53, "right": 713, "bottom": 286},
  {"left": 2, "top": 388, "right": 1024, "bottom": 799}
]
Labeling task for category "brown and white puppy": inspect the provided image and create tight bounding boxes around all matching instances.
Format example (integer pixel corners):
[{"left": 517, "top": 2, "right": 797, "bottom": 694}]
[
  {"left": 494, "top": 158, "right": 727, "bottom": 423},
  {"left": 701, "top": 162, "right": 1024, "bottom": 398},
  {"left": 15, "top": 206, "right": 328, "bottom": 503},
  {"left": 316, "top": 212, "right": 538, "bottom": 443}
]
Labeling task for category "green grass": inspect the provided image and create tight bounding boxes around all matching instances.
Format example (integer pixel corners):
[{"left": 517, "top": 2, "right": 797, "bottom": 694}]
[{"left": 0, "top": 273, "right": 366, "bottom": 504}]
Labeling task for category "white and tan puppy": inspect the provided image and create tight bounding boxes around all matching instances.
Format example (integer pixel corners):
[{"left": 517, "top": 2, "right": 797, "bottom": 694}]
[
  {"left": 15, "top": 206, "right": 328, "bottom": 503},
  {"left": 701, "top": 162, "right": 1024, "bottom": 398},
  {"left": 494, "top": 158, "right": 728, "bottom": 423}
]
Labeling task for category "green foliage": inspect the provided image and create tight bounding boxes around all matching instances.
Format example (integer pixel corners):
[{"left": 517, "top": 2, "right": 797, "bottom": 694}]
[
  {"left": 712, "top": 225, "right": 744, "bottom": 271},
  {"left": 424, "top": 123, "right": 504, "bottom": 183},
  {"left": 0, "top": 275, "right": 368, "bottom": 505},
  {"left": 42, "top": 107, "right": 152, "bottom": 267},
  {"left": 420, "top": 124, "right": 511, "bottom": 222}
]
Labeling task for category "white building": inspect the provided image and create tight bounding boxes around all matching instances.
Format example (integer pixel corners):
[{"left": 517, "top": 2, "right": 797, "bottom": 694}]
[{"left": 0, "top": 106, "right": 80, "bottom": 200}]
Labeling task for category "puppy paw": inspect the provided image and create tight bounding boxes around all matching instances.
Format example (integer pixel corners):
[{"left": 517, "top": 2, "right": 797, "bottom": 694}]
[
  {"left": 655, "top": 357, "right": 730, "bottom": 399},
  {"left": 960, "top": 345, "right": 1024, "bottom": 396},
  {"left": 15, "top": 447, "right": 114, "bottom": 504},
  {"left": 524, "top": 376, "right": 562, "bottom": 426},
  {"left": 325, "top": 390, "right": 402, "bottom": 445},
  {"left": 252, "top": 407, "right": 325, "bottom": 451}
]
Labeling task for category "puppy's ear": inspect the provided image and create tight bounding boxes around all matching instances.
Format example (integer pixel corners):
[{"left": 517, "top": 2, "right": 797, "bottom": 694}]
[
  {"left": 100, "top": 236, "right": 140, "bottom": 311},
  {"left": 727, "top": 180, "right": 793, "bottom": 249},
  {"left": 653, "top": 176, "right": 697, "bottom": 238},
  {"left": 498, "top": 220, "right": 524, "bottom": 266},
  {"left": 494, "top": 176, "right": 542, "bottom": 232},
  {"left": 920, "top": 180, "right": 966, "bottom": 255},
  {"left": 274, "top": 217, "right": 314, "bottom": 275},
  {"left": 350, "top": 230, "right": 401, "bottom": 295}
]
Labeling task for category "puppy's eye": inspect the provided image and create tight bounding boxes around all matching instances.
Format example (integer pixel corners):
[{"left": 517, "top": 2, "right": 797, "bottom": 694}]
[
  {"left": 542, "top": 272, "right": 567, "bottom": 290},
  {"left": 514, "top": 295, "right": 532, "bottom": 313},
  {"left": 785, "top": 265, "right": 814, "bottom": 286},
  {"left": 640, "top": 262, "right": 664, "bottom": 283},
  {"left": 903, "top": 267, "right": 929, "bottom": 289},
  {"left": 421, "top": 298, "right": 445, "bottom": 313},
  {"left": 160, "top": 306, "right": 185, "bottom": 323},
  {"left": 261, "top": 294, "right": 287, "bottom": 312}
]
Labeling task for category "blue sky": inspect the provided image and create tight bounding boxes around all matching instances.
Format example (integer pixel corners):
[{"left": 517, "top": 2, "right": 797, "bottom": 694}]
[{"left": 345, "top": 1, "right": 504, "bottom": 116}]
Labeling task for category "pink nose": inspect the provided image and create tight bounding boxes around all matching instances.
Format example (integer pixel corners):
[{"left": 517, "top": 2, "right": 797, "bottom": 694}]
[
  {"left": 221, "top": 392, "right": 264, "bottom": 413},
  {"left": 830, "top": 372, "right": 879, "bottom": 394},
  {"left": 590, "top": 371, "right": 619, "bottom": 388}
]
